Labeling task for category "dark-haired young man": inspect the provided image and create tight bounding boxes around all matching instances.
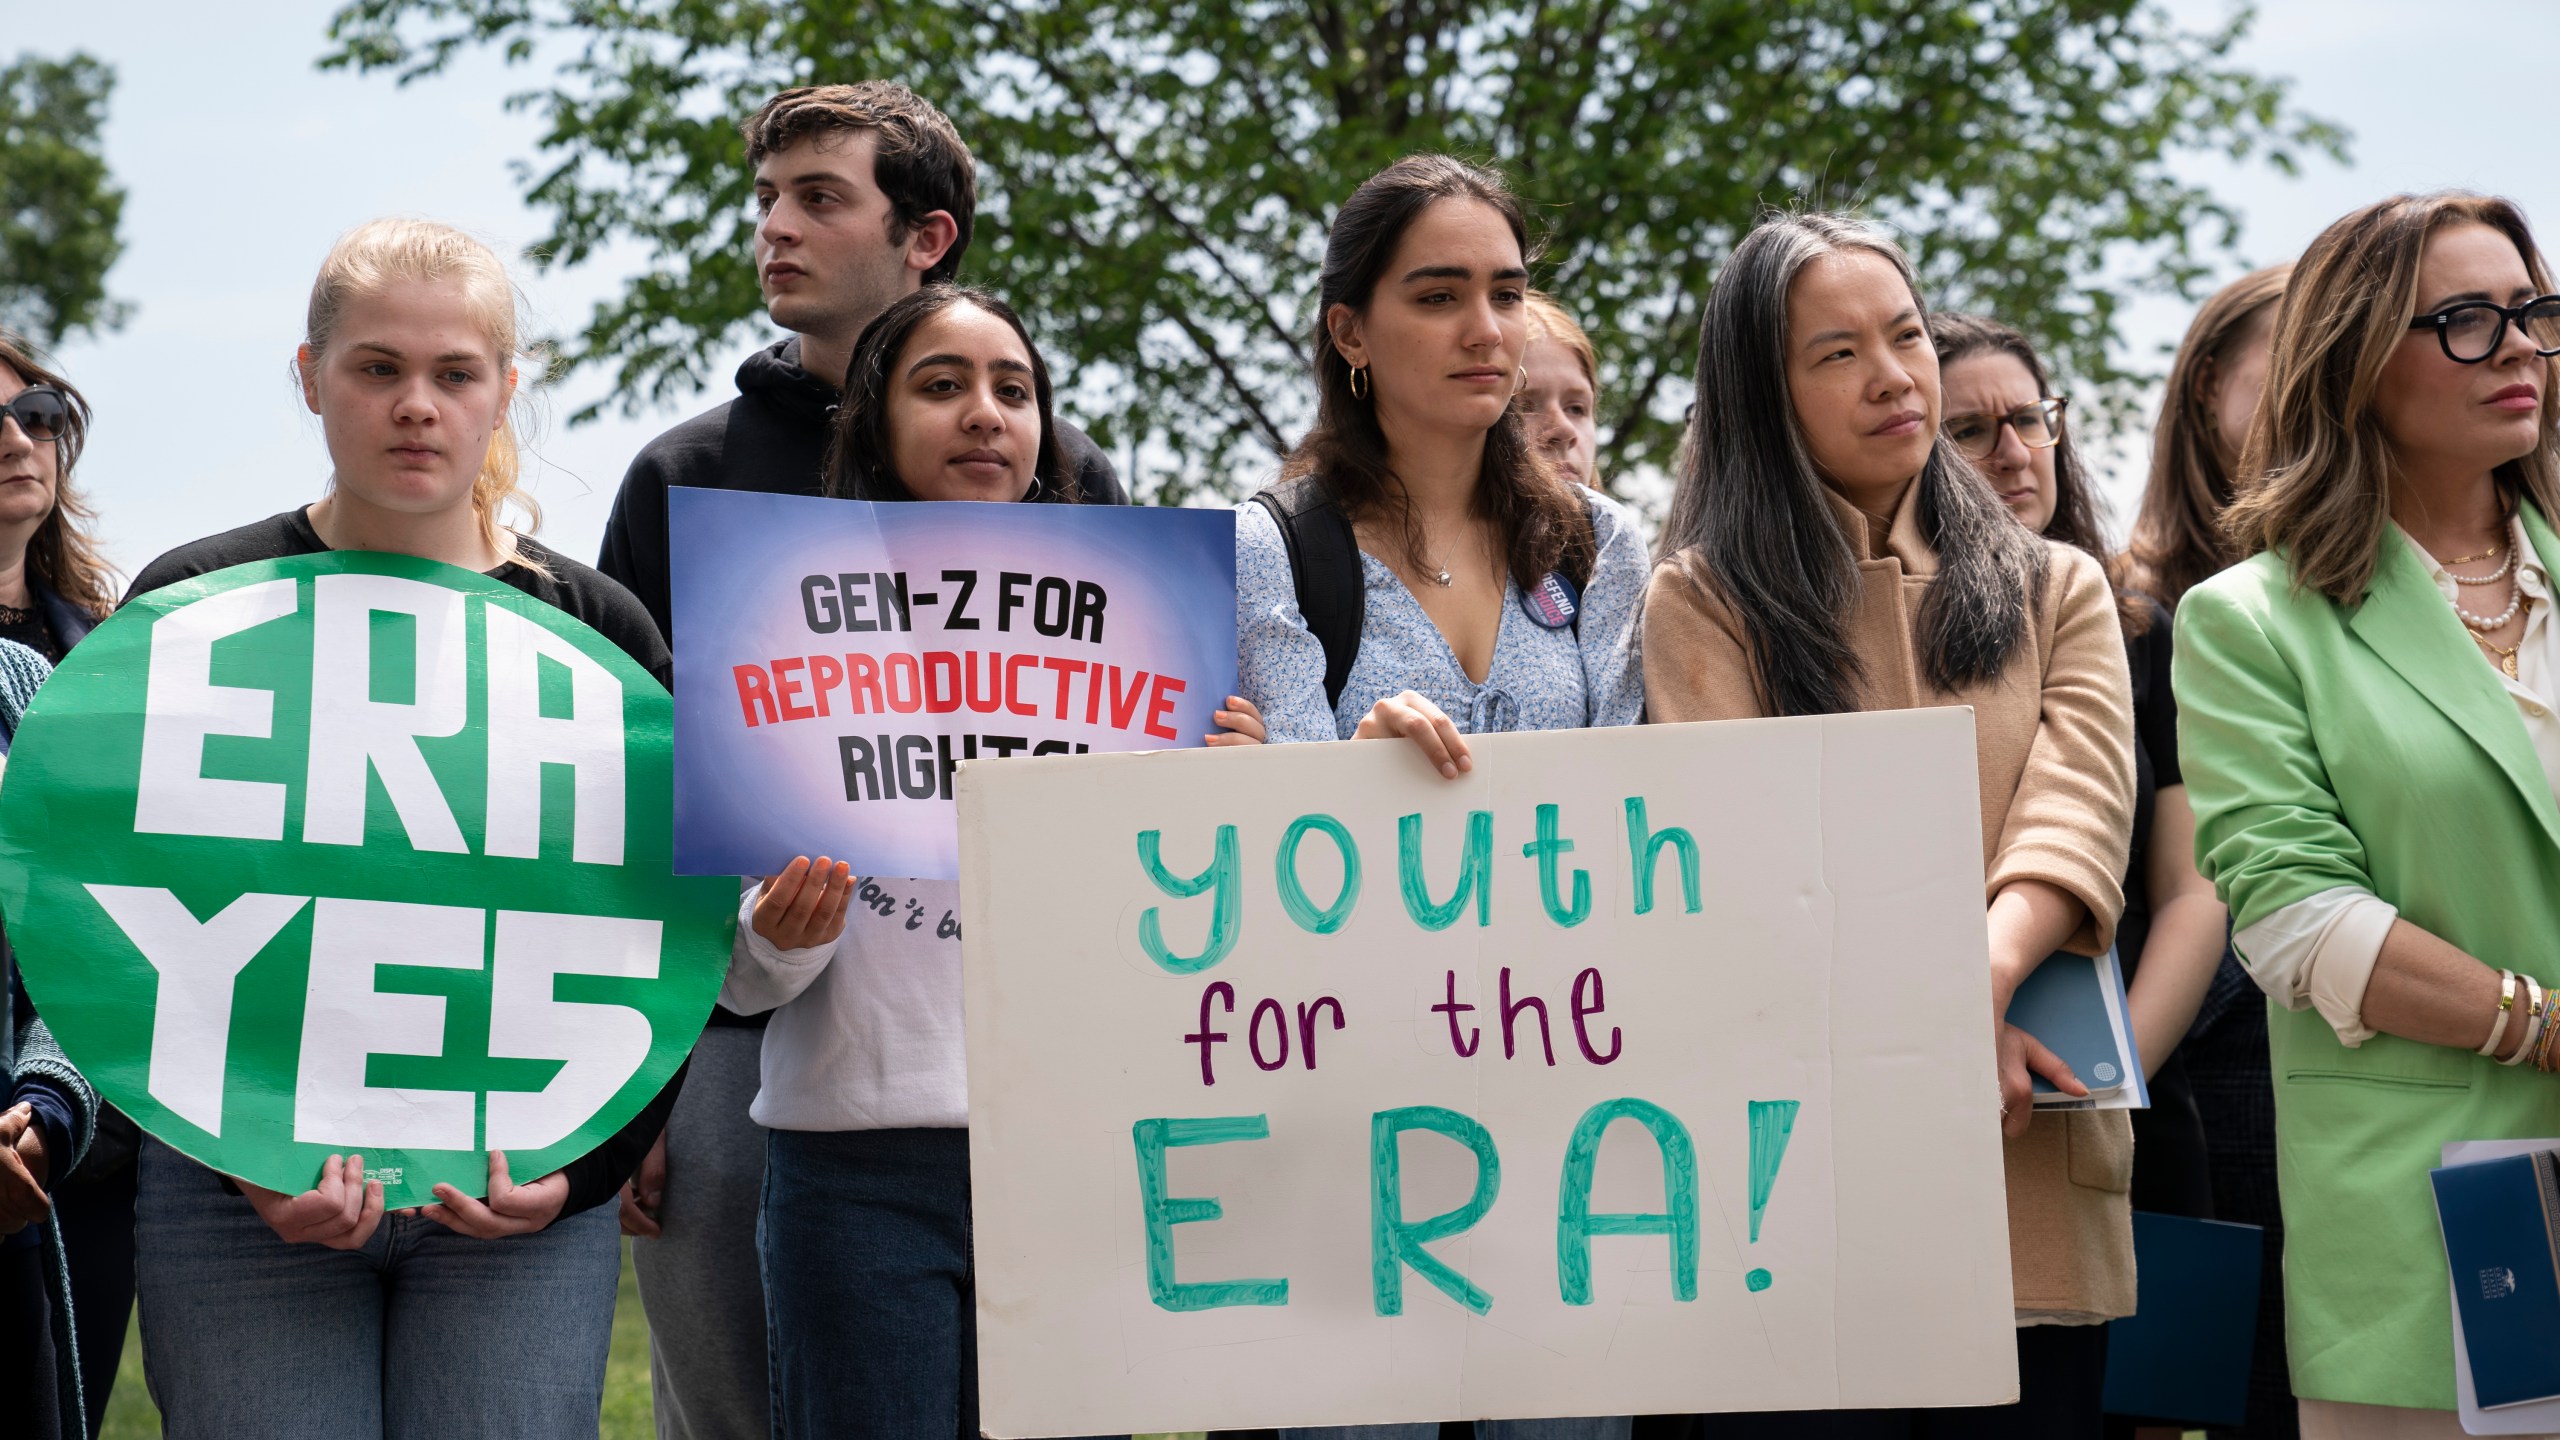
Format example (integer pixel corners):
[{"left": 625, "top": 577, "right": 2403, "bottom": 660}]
[{"left": 598, "top": 81, "right": 1123, "bottom": 1440}]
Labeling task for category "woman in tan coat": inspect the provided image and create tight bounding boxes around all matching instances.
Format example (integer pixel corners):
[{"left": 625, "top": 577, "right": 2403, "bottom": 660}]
[{"left": 1646, "top": 214, "right": 2136, "bottom": 1439}]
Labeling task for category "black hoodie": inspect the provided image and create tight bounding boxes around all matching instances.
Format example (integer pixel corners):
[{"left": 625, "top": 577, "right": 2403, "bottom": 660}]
[{"left": 597, "top": 336, "right": 1126, "bottom": 644}]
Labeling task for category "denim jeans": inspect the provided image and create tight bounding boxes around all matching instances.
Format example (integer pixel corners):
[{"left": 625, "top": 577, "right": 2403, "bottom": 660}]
[
  {"left": 632, "top": 1025, "right": 769, "bottom": 1440},
  {"left": 760, "top": 1126, "right": 1124, "bottom": 1440},
  {"left": 134, "top": 1137, "right": 621, "bottom": 1440},
  {"left": 1280, "top": 1420, "right": 1633, "bottom": 1439}
]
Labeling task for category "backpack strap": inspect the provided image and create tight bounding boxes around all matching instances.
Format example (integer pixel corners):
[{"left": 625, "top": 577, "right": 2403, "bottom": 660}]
[{"left": 1248, "top": 475, "right": 1364, "bottom": 711}]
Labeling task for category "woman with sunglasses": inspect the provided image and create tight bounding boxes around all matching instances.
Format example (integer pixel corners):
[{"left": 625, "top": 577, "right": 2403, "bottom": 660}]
[
  {"left": 2179, "top": 192, "right": 2560, "bottom": 1436},
  {"left": 0, "top": 334, "right": 121, "bottom": 1440},
  {"left": 1932, "top": 315, "right": 2227, "bottom": 1249}
]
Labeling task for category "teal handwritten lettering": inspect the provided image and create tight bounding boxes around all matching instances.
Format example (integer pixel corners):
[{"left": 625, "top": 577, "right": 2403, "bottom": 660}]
[
  {"left": 1132, "top": 1115, "right": 1289, "bottom": 1311},
  {"left": 1371, "top": 1105, "right": 1501, "bottom": 1316},
  {"left": 1623, "top": 798, "right": 1702, "bottom": 916},
  {"left": 1520, "top": 802, "right": 1592, "bottom": 928},
  {"left": 1398, "top": 811, "right": 1493, "bottom": 931},
  {"left": 1275, "top": 813, "right": 1362, "bottom": 934},
  {"left": 1555, "top": 1098, "right": 1699, "bottom": 1305},
  {"left": 1137, "top": 826, "right": 1240, "bottom": 973}
]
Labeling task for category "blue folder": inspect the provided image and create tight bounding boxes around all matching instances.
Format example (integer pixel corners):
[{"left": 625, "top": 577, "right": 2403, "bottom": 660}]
[
  {"left": 2431, "top": 1149, "right": 2560, "bottom": 1410},
  {"left": 2101, "top": 1212, "right": 2265, "bottom": 1426},
  {"left": 2007, "top": 947, "right": 2146, "bottom": 1106}
]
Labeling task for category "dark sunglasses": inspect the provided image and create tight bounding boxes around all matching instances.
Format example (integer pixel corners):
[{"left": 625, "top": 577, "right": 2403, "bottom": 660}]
[
  {"left": 2408, "top": 295, "right": 2560, "bottom": 364},
  {"left": 0, "top": 386, "right": 71, "bottom": 443}
]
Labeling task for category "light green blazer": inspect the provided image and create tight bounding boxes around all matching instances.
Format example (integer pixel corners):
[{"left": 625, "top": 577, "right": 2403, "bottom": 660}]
[{"left": 2175, "top": 502, "right": 2560, "bottom": 1410}]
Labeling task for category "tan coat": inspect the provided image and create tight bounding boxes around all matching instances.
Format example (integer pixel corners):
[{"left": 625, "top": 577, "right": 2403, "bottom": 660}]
[{"left": 1642, "top": 483, "right": 2138, "bottom": 1321}]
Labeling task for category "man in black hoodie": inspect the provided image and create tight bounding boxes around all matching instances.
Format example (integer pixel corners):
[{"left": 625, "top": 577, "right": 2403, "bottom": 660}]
[{"left": 596, "top": 80, "right": 1122, "bottom": 1440}]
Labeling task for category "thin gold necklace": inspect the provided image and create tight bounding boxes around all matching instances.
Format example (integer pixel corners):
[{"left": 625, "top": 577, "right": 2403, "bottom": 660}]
[{"left": 2475, "top": 627, "right": 2526, "bottom": 680}]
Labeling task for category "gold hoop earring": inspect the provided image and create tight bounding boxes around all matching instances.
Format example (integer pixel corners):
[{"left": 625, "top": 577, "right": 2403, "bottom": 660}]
[
  {"left": 1515, "top": 365, "right": 1527, "bottom": 392},
  {"left": 1349, "top": 365, "right": 1370, "bottom": 400}
]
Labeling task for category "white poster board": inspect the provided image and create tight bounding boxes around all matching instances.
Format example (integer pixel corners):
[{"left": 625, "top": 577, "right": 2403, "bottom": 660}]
[{"left": 960, "top": 709, "right": 2018, "bottom": 1435}]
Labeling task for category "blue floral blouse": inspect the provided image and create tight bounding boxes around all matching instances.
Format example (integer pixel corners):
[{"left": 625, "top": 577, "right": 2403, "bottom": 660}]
[{"left": 1235, "top": 485, "right": 1648, "bottom": 743}]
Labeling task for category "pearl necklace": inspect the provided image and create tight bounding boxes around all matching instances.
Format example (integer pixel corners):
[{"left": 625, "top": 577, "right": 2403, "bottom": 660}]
[
  {"left": 2455, "top": 574, "right": 2526, "bottom": 632},
  {"left": 2451, "top": 546, "right": 2519, "bottom": 586}
]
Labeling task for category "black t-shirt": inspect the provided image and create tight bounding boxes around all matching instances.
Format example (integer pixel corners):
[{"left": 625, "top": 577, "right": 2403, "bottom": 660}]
[
  {"left": 129, "top": 507, "right": 671, "bottom": 687},
  {"left": 125, "top": 506, "right": 681, "bottom": 1220}
]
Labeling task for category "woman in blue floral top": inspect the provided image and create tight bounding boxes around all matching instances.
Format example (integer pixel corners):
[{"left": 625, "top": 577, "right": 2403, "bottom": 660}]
[
  {"left": 1230, "top": 152, "right": 1643, "bottom": 1440},
  {"left": 1236, "top": 154, "right": 1644, "bottom": 781}
]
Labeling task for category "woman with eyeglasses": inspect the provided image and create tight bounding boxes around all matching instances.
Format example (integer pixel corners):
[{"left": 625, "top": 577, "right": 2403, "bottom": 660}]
[
  {"left": 2178, "top": 192, "right": 2560, "bottom": 1437},
  {"left": 1932, "top": 315, "right": 2227, "bottom": 1248}
]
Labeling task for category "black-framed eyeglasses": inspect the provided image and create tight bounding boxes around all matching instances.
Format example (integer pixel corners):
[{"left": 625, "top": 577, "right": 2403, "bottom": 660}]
[
  {"left": 0, "top": 386, "right": 69, "bottom": 444},
  {"left": 2408, "top": 295, "right": 2560, "bottom": 364},
  {"left": 1943, "top": 396, "right": 2066, "bottom": 461}
]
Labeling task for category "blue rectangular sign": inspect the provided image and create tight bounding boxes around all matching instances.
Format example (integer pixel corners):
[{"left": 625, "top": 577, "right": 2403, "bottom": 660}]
[{"left": 669, "top": 488, "right": 1238, "bottom": 879}]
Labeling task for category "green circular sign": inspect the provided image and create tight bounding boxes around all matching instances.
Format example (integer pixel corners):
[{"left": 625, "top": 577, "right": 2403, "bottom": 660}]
[{"left": 0, "top": 552, "right": 735, "bottom": 1208}]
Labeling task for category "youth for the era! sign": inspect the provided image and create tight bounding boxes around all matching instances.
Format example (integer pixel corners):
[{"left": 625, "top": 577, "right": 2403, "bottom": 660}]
[
  {"left": 668, "top": 488, "right": 1237, "bottom": 880},
  {"left": 0, "top": 554, "right": 736, "bottom": 1209},
  {"left": 959, "top": 711, "right": 2019, "bottom": 1434}
]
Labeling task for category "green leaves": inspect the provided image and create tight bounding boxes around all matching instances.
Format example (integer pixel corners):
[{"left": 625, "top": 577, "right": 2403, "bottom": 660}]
[
  {"left": 0, "top": 52, "right": 131, "bottom": 347},
  {"left": 320, "top": 0, "right": 2344, "bottom": 500}
]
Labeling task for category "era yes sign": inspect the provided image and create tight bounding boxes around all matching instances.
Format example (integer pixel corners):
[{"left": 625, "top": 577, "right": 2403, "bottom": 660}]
[{"left": 0, "top": 553, "right": 734, "bottom": 1207}]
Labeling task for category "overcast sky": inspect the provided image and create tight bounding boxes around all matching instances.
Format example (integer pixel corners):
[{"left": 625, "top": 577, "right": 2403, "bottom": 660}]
[{"left": 42, "top": 0, "right": 2560, "bottom": 580}]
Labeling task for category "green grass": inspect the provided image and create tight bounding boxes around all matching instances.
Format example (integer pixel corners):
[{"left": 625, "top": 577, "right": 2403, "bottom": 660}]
[{"left": 99, "top": 1239, "right": 662, "bottom": 1440}]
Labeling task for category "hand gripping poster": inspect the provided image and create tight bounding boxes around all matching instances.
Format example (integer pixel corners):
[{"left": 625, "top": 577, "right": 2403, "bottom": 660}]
[
  {"left": 667, "top": 487, "right": 1238, "bottom": 880},
  {"left": 0, "top": 554, "right": 737, "bottom": 1209}
]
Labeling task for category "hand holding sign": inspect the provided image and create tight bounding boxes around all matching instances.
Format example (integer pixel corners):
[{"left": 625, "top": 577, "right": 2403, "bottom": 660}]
[
  {"left": 752, "top": 856, "right": 855, "bottom": 952},
  {"left": 419, "top": 1150, "right": 568, "bottom": 1238},
  {"left": 0, "top": 1103, "right": 47, "bottom": 1235},
  {"left": 238, "top": 1152, "right": 384, "bottom": 1251}
]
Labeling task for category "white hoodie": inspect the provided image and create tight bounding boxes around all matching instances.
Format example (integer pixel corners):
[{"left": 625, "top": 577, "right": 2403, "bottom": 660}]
[{"left": 720, "top": 876, "right": 967, "bottom": 1132}]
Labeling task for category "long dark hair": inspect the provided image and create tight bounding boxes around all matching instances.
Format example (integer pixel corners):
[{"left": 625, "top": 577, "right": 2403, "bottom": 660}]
[
  {"left": 0, "top": 331, "right": 115, "bottom": 617},
  {"left": 1661, "top": 213, "right": 2047, "bottom": 718},
  {"left": 822, "top": 284, "right": 1072, "bottom": 503},
  {"left": 1281, "top": 154, "right": 1592, "bottom": 587},
  {"left": 1929, "top": 311, "right": 2147, "bottom": 637}
]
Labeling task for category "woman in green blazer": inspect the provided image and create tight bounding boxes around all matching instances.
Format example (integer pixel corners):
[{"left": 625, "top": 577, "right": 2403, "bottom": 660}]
[{"left": 2176, "top": 190, "right": 2560, "bottom": 1438}]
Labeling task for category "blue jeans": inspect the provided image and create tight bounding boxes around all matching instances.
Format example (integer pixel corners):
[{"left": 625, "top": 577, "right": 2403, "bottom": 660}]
[
  {"left": 761, "top": 1126, "right": 1123, "bottom": 1440},
  {"left": 1290, "top": 1414, "right": 1628, "bottom": 1424},
  {"left": 134, "top": 1137, "right": 621, "bottom": 1440}
]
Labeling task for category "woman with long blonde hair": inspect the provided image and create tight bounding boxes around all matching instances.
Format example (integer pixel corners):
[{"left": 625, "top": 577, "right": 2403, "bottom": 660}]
[
  {"left": 2178, "top": 191, "right": 2560, "bottom": 1437},
  {"left": 121, "top": 219, "right": 679, "bottom": 1439}
]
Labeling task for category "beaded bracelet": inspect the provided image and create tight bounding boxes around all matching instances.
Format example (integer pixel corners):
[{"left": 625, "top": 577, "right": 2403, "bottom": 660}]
[
  {"left": 2481, "top": 969, "right": 2521, "bottom": 1058},
  {"left": 2504, "top": 975, "right": 2548, "bottom": 1067},
  {"left": 2539, "top": 994, "right": 2560, "bottom": 1074}
]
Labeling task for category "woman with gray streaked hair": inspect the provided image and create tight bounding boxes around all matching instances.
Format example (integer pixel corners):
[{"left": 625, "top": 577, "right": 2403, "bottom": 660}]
[{"left": 1641, "top": 212, "right": 2138, "bottom": 1439}]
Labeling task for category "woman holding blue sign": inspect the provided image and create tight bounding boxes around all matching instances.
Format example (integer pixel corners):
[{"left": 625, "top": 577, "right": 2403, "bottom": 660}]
[
  {"left": 1230, "top": 153, "right": 1646, "bottom": 1440},
  {"left": 117, "top": 218, "right": 685, "bottom": 1440},
  {"left": 730, "top": 280, "right": 1258, "bottom": 1440},
  {"left": 1642, "top": 212, "right": 2137, "bottom": 1438}
]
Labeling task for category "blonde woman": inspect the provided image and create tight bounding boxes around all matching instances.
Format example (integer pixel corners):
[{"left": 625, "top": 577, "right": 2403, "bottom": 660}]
[
  {"left": 122, "top": 220, "right": 674, "bottom": 1439},
  {"left": 1519, "top": 292, "right": 1601, "bottom": 488},
  {"left": 2178, "top": 191, "right": 2560, "bottom": 1438}
]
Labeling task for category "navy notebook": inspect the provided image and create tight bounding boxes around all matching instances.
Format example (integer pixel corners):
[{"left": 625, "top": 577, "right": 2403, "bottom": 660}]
[
  {"left": 2007, "top": 947, "right": 2147, "bottom": 1109},
  {"left": 2431, "top": 1149, "right": 2560, "bottom": 1410},
  {"left": 2101, "top": 1212, "right": 2265, "bottom": 1426}
]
